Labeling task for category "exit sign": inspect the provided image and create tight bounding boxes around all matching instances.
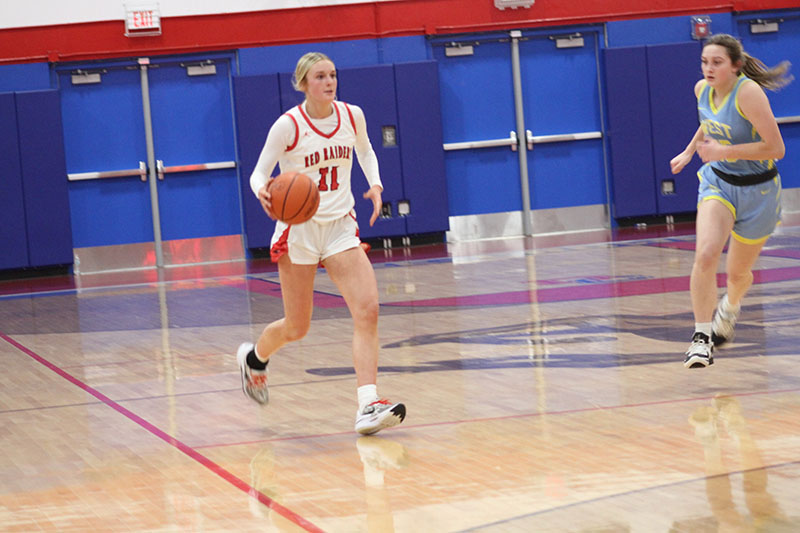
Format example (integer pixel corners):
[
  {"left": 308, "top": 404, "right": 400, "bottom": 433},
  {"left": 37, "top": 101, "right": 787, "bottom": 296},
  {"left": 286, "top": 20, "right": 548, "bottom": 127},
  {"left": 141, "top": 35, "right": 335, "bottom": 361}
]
[{"left": 125, "top": 4, "right": 162, "bottom": 36}]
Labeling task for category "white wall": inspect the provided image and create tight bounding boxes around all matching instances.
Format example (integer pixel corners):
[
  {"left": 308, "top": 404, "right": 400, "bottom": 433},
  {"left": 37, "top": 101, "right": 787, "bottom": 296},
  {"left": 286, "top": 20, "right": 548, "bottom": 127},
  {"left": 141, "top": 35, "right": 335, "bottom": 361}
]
[{"left": 0, "top": 0, "right": 400, "bottom": 29}]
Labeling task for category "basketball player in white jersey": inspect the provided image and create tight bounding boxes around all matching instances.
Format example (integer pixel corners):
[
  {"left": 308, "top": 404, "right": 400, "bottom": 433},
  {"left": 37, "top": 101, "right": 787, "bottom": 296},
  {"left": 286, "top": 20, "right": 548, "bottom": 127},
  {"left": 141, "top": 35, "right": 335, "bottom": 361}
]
[
  {"left": 670, "top": 34, "right": 791, "bottom": 368},
  {"left": 236, "top": 52, "right": 405, "bottom": 435}
]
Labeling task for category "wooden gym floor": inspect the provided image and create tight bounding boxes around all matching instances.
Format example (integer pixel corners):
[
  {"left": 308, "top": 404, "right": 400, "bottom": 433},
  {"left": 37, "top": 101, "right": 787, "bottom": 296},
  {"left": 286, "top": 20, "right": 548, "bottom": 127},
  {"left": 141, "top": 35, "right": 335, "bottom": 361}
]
[{"left": 2, "top": 219, "right": 800, "bottom": 532}]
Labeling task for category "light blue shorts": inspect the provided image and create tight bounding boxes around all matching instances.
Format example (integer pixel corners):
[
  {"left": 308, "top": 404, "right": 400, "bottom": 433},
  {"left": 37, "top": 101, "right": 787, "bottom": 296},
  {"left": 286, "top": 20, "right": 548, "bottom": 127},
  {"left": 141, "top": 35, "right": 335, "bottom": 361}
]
[{"left": 697, "top": 164, "right": 782, "bottom": 244}]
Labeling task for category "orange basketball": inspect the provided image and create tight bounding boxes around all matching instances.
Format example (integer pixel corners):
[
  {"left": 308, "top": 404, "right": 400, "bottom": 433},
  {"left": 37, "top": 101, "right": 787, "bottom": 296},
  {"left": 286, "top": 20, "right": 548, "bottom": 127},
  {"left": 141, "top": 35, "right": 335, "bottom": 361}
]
[{"left": 269, "top": 171, "right": 320, "bottom": 225}]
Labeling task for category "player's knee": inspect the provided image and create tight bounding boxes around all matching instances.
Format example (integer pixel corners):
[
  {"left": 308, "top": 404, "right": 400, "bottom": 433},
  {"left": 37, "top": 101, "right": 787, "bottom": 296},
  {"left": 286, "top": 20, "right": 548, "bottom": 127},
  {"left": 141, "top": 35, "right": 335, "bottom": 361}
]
[
  {"left": 352, "top": 299, "right": 379, "bottom": 326},
  {"left": 283, "top": 321, "right": 310, "bottom": 342},
  {"left": 693, "top": 246, "right": 720, "bottom": 272},
  {"left": 727, "top": 268, "right": 753, "bottom": 287}
]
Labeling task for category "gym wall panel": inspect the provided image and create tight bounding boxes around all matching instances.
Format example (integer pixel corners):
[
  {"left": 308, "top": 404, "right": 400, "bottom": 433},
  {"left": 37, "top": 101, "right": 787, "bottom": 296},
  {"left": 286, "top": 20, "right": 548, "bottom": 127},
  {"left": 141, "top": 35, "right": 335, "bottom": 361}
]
[
  {"left": 232, "top": 74, "right": 281, "bottom": 249},
  {"left": 0, "top": 93, "right": 29, "bottom": 270},
  {"left": 604, "top": 46, "right": 657, "bottom": 218},
  {"left": 16, "top": 90, "right": 73, "bottom": 267},
  {"left": 279, "top": 72, "right": 305, "bottom": 112},
  {"left": 606, "top": 14, "right": 734, "bottom": 47},
  {"left": 238, "top": 40, "right": 383, "bottom": 77},
  {"left": 376, "top": 36, "right": 430, "bottom": 64},
  {"left": 395, "top": 61, "right": 449, "bottom": 235},
  {"left": 646, "top": 41, "right": 702, "bottom": 215},
  {"left": 338, "top": 64, "right": 407, "bottom": 238},
  {"left": 0, "top": 63, "right": 50, "bottom": 92}
]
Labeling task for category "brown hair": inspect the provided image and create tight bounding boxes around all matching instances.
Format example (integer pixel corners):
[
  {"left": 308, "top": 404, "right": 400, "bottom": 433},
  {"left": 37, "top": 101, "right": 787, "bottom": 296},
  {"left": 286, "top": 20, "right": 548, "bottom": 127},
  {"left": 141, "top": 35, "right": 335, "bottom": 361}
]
[{"left": 704, "top": 33, "right": 792, "bottom": 91}]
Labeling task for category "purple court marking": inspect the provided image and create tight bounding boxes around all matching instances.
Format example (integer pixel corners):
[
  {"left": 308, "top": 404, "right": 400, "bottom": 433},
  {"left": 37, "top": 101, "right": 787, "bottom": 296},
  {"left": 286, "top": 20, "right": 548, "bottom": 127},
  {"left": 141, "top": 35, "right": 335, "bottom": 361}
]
[
  {"left": 647, "top": 240, "right": 800, "bottom": 260},
  {"left": 223, "top": 278, "right": 347, "bottom": 308},
  {"left": 0, "top": 332, "right": 324, "bottom": 533},
  {"left": 384, "top": 265, "right": 800, "bottom": 308},
  {"left": 646, "top": 240, "right": 697, "bottom": 252},
  {"left": 762, "top": 248, "right": 800, "bottom": 260}
]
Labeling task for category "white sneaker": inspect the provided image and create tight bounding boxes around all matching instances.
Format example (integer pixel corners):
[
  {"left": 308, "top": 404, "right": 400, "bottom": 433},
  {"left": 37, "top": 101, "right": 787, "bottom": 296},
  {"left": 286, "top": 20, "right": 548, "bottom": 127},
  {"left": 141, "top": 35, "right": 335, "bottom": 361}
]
[
  {"left": 684, "top": 332, "right": 714, "bottom": 369},
  {"left": 355, "top": 399, "right": 406, "bottom": 435},
  {"left": 712, "top": 295, "right": 739, "bottom": 346},
  {"left": 237, "top": 342, "right": 269, "bottom": 405}
]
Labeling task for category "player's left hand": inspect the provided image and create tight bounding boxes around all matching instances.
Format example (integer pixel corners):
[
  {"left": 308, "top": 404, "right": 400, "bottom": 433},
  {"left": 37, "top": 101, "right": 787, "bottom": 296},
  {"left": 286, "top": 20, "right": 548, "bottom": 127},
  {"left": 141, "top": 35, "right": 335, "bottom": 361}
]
[{"left": 363, "top": 185, "right": 383, "bottom": 227}]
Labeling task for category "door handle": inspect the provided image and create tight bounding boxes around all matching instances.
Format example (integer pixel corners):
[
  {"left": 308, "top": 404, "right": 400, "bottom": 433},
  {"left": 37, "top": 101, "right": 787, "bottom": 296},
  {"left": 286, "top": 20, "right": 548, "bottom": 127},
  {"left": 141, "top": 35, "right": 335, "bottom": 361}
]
[
  {"left": 157, "top": 160, "right": 237, "bottom": 176},
  {"left": 66, "top": 160, "right": 149, "bottom": 182},
  {"left": 157, "top": 159, "right": 165, "bottom": 180}
]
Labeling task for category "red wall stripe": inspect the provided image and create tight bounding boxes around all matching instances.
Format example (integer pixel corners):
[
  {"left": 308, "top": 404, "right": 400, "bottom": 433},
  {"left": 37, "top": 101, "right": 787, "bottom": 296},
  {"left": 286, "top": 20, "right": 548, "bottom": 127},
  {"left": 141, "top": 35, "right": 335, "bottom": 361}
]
[{"left": 0, "top": 0, "right": 795, "bottom": 64}]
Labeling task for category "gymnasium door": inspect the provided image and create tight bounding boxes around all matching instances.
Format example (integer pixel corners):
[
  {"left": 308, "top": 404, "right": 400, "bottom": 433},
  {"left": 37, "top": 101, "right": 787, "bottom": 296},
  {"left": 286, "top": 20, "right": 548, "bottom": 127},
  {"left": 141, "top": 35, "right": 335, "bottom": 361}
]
[
  {"left": 518, "top": 32, "right": 606, "bottom": 212},
  {"left": 432, "top": 27, "right": 608, "bottom": 235},
  {"left": 57, "top": 54, "right": 241, "bottom": 271}
]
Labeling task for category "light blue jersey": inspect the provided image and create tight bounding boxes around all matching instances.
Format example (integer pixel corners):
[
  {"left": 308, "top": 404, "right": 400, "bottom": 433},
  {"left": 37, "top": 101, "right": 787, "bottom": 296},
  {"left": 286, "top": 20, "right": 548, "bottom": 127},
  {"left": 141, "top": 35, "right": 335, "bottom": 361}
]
[
  {"left": 697, "top": 75, "right": 776, "bottom": 176},
  {"left": 696, "top": 75, "right": 782, "bottom": 244}
]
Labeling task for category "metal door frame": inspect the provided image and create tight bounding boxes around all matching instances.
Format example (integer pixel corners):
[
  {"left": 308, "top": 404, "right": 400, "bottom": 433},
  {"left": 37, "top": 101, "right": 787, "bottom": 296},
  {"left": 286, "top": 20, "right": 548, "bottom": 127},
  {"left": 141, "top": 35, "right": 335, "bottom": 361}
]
[
  {"left": 432, "top": 25, "right": 609, "bottom": 236},
  {"left": 55, "top": 51, "right": 239, "bottom": 269}
]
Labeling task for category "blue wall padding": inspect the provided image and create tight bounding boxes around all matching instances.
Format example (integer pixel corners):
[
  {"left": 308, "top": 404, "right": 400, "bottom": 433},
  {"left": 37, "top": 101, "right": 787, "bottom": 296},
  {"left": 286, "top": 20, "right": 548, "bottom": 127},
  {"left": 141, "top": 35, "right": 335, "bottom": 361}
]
[
  {"left": 604, "top": 46, "right": 658, "bottom": 218},
  {"left": 238, "top": 40, "right": 383, "bottom": 77},
  {"left": 16, "top": 90, "right": 73, "bottom": 266},
  {"left": 647, "top": 41, "right": 702, "bottom": 215},
  {"left": 376, "top": 36, "right": 431, "bottom": 64},
  {"left": 606, "top": 14, "right": 734, "bottom": 47},
  {"left": 395, "top": 61, "right": 449, "bottom": 234},
  {"left": 0, "top": 92, "right": 29, "bottom": 269},
  {"left": 279, "top": 72, "right": 304, "bottom": 112},
  {"left": 0, "top": 63, "right": 50, "bottom": 92},
  {"left": 338, "top": 64, "right": 407, "bottom": 238},
  {"left": 232, "top": 74, "right": 281, "bottom": 249}
]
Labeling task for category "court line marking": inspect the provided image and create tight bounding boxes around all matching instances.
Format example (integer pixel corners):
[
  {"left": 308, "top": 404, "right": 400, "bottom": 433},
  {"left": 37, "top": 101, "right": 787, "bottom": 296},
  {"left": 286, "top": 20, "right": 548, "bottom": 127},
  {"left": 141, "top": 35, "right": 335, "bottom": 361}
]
[
  {"left": 459, "top": 459, "right": 800, "bottom": 531},
  {"left": 0, "top": 331, "right": 324, "bottom": 533},
  {"left": 0, "top": 233, "right": 705, "bottom": 300},
  {"left": 3, "top": 228, "right": 799, "bottom": 302},
  {"left": 383, "top": 265, "right": 800, "bottom": 307},
  {"left": 192, "top": 386, "right": 800, "bottom": 449}
]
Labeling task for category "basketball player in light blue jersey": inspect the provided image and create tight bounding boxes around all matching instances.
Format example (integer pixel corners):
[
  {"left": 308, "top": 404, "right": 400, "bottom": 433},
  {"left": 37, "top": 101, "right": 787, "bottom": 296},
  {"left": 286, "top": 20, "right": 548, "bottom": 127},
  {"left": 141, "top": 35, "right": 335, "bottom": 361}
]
[{"left": 670, "top": 34, "right": 792, "bottom": 369}]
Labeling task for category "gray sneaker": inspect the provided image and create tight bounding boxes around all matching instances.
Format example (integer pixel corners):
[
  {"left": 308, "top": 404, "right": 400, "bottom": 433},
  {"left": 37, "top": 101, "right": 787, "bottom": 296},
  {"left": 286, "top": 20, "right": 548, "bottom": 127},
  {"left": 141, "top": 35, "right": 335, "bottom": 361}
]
[
  {"left": 355, "top": 399, "right": 406, "bottom": 435},
  {"left": 237, "top": 342, "right": 269, "bottom": 405},
  {"left": 684, "top": 331, "right": 714, "bottom": 369},
  {"left": 712, "top": 295, "right": 739, "bottom": 346}
]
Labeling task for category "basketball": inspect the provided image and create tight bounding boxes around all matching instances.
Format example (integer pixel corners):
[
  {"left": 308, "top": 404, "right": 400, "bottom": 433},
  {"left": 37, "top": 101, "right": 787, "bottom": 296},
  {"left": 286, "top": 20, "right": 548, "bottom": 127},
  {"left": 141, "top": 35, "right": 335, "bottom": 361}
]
[{"left": 269, "top": 171, "right": 320, "bottom": 225}]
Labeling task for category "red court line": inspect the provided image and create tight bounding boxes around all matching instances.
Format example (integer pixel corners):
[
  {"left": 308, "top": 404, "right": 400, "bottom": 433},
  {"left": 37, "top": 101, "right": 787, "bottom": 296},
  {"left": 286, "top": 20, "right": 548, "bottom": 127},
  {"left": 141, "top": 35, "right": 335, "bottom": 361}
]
[
  {"left": 384, "top": 265, "right": 800, "bottom": 308},
  {"left": 0, "top": 332, "right": 324, "bottom": 533}
]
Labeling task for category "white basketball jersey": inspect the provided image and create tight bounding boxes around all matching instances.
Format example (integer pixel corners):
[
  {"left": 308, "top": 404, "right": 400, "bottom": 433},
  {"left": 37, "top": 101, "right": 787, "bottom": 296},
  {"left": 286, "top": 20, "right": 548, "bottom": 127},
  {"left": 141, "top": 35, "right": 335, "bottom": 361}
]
[{"left": 279, "top": 101, "right": 358, "bottom": 223}]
